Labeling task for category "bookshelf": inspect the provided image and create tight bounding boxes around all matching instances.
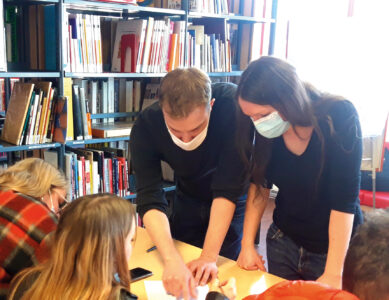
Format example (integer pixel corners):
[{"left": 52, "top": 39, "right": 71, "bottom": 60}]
[{"left": 0, "top": 0, "right": 277, "bottom": 200}]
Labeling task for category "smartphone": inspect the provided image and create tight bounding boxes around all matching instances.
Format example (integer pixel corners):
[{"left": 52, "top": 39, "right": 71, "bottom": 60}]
[{"left": 129, "top": 267, "right": 153, "bottom": 282}]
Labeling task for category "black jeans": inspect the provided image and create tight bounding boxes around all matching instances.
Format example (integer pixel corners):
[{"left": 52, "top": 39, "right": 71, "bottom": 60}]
[{"left": 169, "top": 192, "right": 246, "bottom": 260}]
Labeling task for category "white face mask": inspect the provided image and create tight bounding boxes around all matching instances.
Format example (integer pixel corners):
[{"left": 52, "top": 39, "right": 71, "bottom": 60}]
[{"left": 166, "top": 121, "right": 209, "bottom": 151}]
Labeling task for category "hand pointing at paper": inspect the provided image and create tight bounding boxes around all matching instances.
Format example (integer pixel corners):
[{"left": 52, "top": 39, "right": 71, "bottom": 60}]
[{"left": 163, "top": 257, "right": 197, "bottom": 300}]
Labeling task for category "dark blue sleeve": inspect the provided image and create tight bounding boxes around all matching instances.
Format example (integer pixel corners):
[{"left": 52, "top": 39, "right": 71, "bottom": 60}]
[
  {"left": 327, "top": 101, "right": 362, "bottom": 213},
  {"left": 211, "top": 83, "right": 249, "bottom": 203},
  {"left": 130, "top": 115, "right": 167, "bottom": 219}
]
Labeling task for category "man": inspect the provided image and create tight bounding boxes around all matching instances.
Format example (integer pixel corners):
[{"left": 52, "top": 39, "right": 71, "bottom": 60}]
[
  {"left": 343, "top": 208, "right": 389, "bottom": 300},
  {"left": 130, "top": 68, "right": 248, "bottom": 299}
]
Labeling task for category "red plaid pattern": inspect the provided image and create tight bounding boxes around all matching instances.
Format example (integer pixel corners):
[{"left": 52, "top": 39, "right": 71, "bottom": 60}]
[{"left": 0, "top": 190, "right": 57, "bottom": 299}]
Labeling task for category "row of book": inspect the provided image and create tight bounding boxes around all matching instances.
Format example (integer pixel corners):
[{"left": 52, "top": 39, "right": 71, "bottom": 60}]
[
  {"left": 63, "top": 147, "right": 131, "bottom": 201},
  {"left": 47, "top": 78, "right": 137, "bottom": 143},
  {"left": 0, "top": 77, "right": 161, "bottom": 145},
  {"left": 64, "top": 15, "right": 232, "bottom": 73},
  {"left": 188, "top": 23, "right": 231, "bottom": 72},
  {"left": 64, "top": 13, "right": 103, "bottom": 73},
  {"left": 4, "top": 5, "right": 57, "bottom": 70},
  {"left": 1, "top": 81, "right": 58, "bottom": 145},
  {"left": 0, "top": 79, "right": 137, "bottom": 145},
  {"left": 189, "top": 0, "right": 229, "bottom": 15}
]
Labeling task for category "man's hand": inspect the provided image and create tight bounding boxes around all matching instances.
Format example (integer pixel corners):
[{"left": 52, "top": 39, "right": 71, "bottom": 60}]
[
  {"left": 237, "top": 245, "right": 266, "bottom": 271},
  {"left": 163, "top": 258, "right": 197, "bottom": 300},
  {"left": 187, "top": 254, "right": 218, "bottom": 286}
]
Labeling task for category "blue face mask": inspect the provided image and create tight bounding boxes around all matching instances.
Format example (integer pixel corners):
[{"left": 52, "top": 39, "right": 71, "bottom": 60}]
[{"left": 252, "top": 111, "right": 290, "bottom": 139}]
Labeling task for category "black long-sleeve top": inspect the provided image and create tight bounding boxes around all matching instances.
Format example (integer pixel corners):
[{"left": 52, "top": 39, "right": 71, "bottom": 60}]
[
  {"left": 266, "top": 100, "right": 363, "bottom": 253},
  {"left": 130, "top": 83, "right": 248, "bottom": 218}
]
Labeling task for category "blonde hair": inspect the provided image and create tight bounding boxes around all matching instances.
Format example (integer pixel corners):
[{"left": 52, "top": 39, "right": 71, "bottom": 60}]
[
  {"left": 9, "top": 194, "right": 136, "bottom": 300},
  {"left": 159, "top": 68, "right": 212, "bottom": 118},
  {"left": 0, "top": 158, "right": 68, "bottom": 198}
]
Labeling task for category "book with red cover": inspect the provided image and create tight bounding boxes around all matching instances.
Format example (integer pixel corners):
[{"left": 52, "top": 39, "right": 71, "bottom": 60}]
[{"left": 121, "top": 34, "right": 140, "bottom": 73}]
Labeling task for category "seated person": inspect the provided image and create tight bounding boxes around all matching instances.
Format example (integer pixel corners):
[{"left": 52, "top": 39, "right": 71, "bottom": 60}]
[
  {"left": 0, "top": 158, "right": 68, "bottom": 299},
  {"left": 8, "top": 194, "right": 137, "bottom": 300},
  {"left": 343, "top": 208, "right": 389, "bottom": 300}
]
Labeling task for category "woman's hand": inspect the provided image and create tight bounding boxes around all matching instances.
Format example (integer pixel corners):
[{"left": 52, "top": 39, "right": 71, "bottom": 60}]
[
  {"left": 316, "top": 272, "right": 342, "bottom": 289},
  {"left": 237, "top": 245, "right": 266, "bottom": 271}
]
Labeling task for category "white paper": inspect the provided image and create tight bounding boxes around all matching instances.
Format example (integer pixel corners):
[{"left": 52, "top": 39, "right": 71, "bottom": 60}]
[{"left": 144, "top": 280, "right": 209, "bottom": 300}]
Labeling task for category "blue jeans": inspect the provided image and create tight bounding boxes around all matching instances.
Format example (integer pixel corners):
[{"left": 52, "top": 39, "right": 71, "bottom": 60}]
[
  {"left": 170, "top": 192, "right": 245, "bottom": 260},
  {"left": 266, "top": 223, "right": 327, "bottom": 280}
]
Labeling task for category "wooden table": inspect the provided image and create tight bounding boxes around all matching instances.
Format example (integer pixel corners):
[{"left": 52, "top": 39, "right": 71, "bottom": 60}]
[{"left": 129, "top": 227, "right": 285, "bottom": 299}]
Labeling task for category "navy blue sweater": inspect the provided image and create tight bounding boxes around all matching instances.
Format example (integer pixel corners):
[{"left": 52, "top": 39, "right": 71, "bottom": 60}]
[
  {"left": 266, "top": 100, "right": 363, "bottom": 253},
  {"left": 130, "top": 83, "right": 248, "bottom": 218}
]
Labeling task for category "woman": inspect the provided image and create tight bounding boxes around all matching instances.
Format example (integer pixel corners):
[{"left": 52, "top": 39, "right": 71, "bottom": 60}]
[
  {"left": 236, "top": 57, "right": 363, "bottom": 289},
  {"left": 8, "top": 194, "right": 137, "bottom": 300},
  {"left": 0, "top": 158, "right": 68, "bottom": 299}
]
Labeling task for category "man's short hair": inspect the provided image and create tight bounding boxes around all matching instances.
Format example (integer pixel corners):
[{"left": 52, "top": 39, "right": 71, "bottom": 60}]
[
  {"left": 159, "top": 68, "right": 212, "bottom": 119},
  {"left": 343, "top": 208, "right": 389, "bottom": 300}
]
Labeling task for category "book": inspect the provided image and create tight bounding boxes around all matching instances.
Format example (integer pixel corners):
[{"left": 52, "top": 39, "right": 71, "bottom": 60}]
[
  {"left": 36, "top": 5, "right": 45, "bottom": 70},
  {"left": 79, "top": 87, "right": 92, "bottom": 139},
  {"left": 43, "top": 150, "right": 58, "bottom": 168},
  {"left": 91, "top": 122, "right": 133, "bottom": 138},
  {"left": 63, "top": 78, "right": 74, "bottom": 141},
  {"left": 44, "top": 5, "right": 57, "bottom": 70},
  {"left": 19, "top": 91, "right": 35, "bottom": 145},
  {"left": 142, "top": 83, "right": 159, "bottom": 110},
  {"left": 168, "top": 0, "right": 181, "bottom": 9},
  {"left": 0, "top": 0, "right": 6, "bottom": 71},
  {"left": 72, "top": 85, "right": 84, "bottom": 140},
  {"left": 53, "top": 96, "right": 69, "bottom": 143},
  {"left": 28, "top": 5, "right": 38, "bottom": 69},
  {"left": 1, "top": 82, "right": 34, "bottom": 145},
  {"left": 111, "top": 19, "right": 147, "bottom": 72}
]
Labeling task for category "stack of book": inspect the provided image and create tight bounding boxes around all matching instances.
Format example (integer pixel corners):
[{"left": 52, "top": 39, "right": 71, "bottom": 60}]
[
  {"left": 1, "top": 81, "right": 58, "bottom": 145},
  {"left": 189, "top": 0, "right": 229, "bottom": 15},
  {"left": 64, "top": 147, "right": 130, "bottom": 201}
]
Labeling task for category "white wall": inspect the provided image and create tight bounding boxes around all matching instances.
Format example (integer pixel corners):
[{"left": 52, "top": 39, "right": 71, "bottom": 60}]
[{"left": 274, "top": 0, "right": 389, "bottom": 136}]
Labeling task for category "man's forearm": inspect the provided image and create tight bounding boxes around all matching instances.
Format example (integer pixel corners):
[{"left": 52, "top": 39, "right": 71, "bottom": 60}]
[
  {"left": 143, "top": 209, "right": 182, "bottom": 263},
  {"left": 201, "top": 197, "right": 236, "bottom": 261}
]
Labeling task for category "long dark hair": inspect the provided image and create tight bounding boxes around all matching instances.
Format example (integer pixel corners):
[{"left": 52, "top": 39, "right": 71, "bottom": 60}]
[{"left": 236, "top": 56, "right": 342, "bottom": 189}]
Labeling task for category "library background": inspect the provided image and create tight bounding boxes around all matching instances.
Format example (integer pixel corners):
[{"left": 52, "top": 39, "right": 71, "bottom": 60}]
[{"left": 0, "top": 0, "right": 277, "bottom": 203}]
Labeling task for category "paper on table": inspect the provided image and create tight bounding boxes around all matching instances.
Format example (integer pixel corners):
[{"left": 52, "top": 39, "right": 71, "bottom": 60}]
[{"left": 144, "top": 280, "right": 210, "bottom": 300}]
